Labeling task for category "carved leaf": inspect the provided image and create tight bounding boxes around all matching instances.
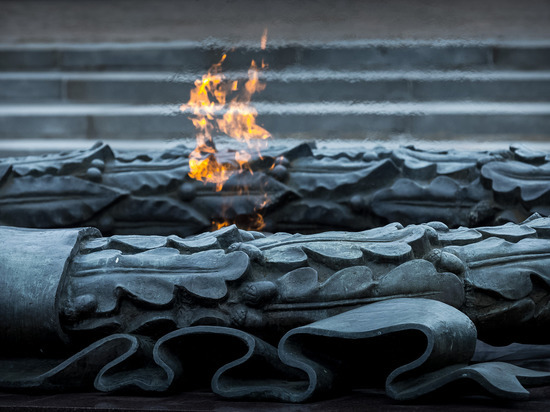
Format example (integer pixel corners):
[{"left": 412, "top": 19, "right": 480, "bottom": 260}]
[
  {"left": 375, "top": 260, "right": 464, "bottom": 308},
  {"left": 371, "top": 176, "right": 485, "bottom": 227},
  {"left": 0, "top": 175, "right": 124, "bottom": 227},
  {"left": 252, "top": 225, "right": 432, "bottom": 277},
  {"left": 524, "top": 216, "right": 550, "bottom": 239},
  {"left": 289, "top": 158, "right": 399, "bottom": 195},
  {"left": 108, "top": 235, "right": 169, "bottom": 252},
  {"left": 168, "top": 234, "right": 219, "bottom": 253},
  {"left": 70, "top": 249, "right": 250, "bottom": 312},
  {"left": 276, "top": 267, "right": 319, "bottom": 301},
  {"left": 391, "top": 146, "right": 489, "bottom": 180},
  {"left": 481, "top": 161, "right": 550, "bottom": 204},
  {"left": 445, "top": 237, "right": 550, "bottom": 300},
  {"left": 438, "top": 228, "right": 483, "bottom": 246},
  {"left": 392, "top": 146, "right": 491, "bottom": 166},
  {"left": 7, "top": 142, "right": 113, "bottom": 177},
  {"left": 317, "top": 266, "right": 375, "bottom": 300},
  {"left": 102, "top": 163, "right": 188, "bottom": 195},
  {"left": 0, "top": 164, "right": 10, "bottom": 185},
  {"left": 510, "top": 144, "right": 547, "bottom": 165},
  {"left": 476, "top": 223, "right": 537, "bottom": 242}
]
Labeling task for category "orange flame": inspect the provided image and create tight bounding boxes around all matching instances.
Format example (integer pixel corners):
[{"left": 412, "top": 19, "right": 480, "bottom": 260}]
[
  {"left": 212, "top": 212, "right": 266, "bottom": 232},
  {"left": 261, "top": 28, "right": 268, "bottom": 50},
  {"left": 249, "top": 212, "right": 266, "bottom": 231},
  {"left": 217, "top": 60, "right": 271, "bottom": 152},
  {"left": 212, "top": 219, "right": 232, "bottom": 231},
  {"left": 182, "top": 54, "right": 270, "bottom": 191},
  {"left": 182, "top": 33, "right": 273, "bottom": 231},
  {"left": 188, "top": 153, "right": 235, "bottom": 192}
]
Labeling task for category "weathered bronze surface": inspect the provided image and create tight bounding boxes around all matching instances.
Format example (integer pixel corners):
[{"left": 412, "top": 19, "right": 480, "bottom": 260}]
[
  {"left": 1, "top": 142, "right": 549, "bottom": 235},
  {"left": 2, "top": 216, "right": 550, "bottom": 401}
]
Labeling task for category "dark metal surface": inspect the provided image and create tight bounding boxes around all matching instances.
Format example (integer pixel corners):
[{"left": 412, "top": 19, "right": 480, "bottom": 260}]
[
  {"left": 3, "top": 218, "right": 550, "bottom": 402},
  {"left": 1, "top": 142, "right": 549, "bottom": 236}
]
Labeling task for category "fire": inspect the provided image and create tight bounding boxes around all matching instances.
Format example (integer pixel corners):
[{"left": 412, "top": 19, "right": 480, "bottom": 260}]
[
  {"left": 212, "top": 212, "right": 266, "bottom": 232},
  {"left": 182, "top": 30, "right": 272, "bottom": 231},
  {"left": 217, "top": 60, "right": 271, "bottom": 151},
  {"left": 249, "top": 212, "right": 266, "bottom": 231},
  {"left": 212, "top": 220, "right": 232, "bottom": 231},
  {"left": 188, "top": 153, "right": 233, "bottom": 192},
  {"left": 261, "top": 28, "right": 268, "bottom": 50}
]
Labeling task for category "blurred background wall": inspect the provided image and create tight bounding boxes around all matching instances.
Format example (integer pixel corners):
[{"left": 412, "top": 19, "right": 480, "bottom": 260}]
[{"left": 1, "top": 0, "right": 549, "bottom": 155}]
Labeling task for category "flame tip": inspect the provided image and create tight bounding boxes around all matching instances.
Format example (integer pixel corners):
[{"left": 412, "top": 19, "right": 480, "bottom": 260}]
[{"left": 261, "top": 28, "right": 268, "bottom": 50}]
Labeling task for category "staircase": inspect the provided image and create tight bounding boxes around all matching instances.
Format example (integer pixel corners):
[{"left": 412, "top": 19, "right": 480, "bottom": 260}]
[{"left": 1, "top": 40, "right": 550, "bottom": 151}]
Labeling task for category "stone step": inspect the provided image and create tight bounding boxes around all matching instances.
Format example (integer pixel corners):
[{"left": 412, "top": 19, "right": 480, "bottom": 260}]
[
  {"left": 1, "top": 102, "right": 549, "bottom": 140},
  {"left": 2, "top": 70, "right": 550, "bottom": 104},
  {"left": 1, "top": 40, "right": 549, "bottom": 72}
]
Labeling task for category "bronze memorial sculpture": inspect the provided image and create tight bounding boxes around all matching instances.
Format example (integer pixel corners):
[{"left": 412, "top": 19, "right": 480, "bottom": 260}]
[
  {"left": 2, "top": 213, "right": 550, "bottom": 402},
  {"left": 2, "top": 43, "right": 550, "bottom": 404},
  {"left": 0, "top": 141, "right": 549, "bottom": 235}
]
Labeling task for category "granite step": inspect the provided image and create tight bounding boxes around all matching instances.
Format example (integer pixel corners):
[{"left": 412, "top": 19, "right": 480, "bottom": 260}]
[
  {"left": 1, "top": 102, "right": 549, "bottom": 140},
  {"left": 1, "top": 70, "right": 550, "bottom": 104},
  {"left": 1, "top": 40, "right": 549, "bottom": 72},
  {"left": 1, "top": 40, "right": 548, "bottom": 141}
]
